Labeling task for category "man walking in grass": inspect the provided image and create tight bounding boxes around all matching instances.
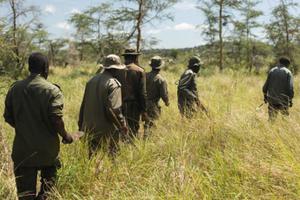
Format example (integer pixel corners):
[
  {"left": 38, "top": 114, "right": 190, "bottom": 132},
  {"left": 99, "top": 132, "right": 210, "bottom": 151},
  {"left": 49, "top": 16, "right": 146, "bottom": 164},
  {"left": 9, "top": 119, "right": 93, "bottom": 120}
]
[
  {"left": 117, "top": 48, "right": 148, "bottom": 139},
  {"left": 3, "top": 52, "right": 74, "bottom": 200},
  {"left": 78, "top": 54, "right": 128, "bottom": 158},
  {"left": 144, "top": 56, "right": 169, "bottom": 138},
  {"left": 177, "top": 56, "right": 207, "bottom": 118},
  {"left": 263, "top": 56, "right": 294, "bottom": 120}
]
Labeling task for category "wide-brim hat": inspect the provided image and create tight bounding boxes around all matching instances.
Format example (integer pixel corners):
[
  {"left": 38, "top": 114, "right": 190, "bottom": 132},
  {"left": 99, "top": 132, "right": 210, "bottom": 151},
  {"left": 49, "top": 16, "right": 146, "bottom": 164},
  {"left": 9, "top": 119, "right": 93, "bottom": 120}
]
[
  {"left": 149, "top": 56, "right": 164, "bottom": 69},
  {"left": 122, "top": 48, "right": 141, "bottom": 56},
  {"left": 103, "top": 54, "right": 126, "bottom": 70}
]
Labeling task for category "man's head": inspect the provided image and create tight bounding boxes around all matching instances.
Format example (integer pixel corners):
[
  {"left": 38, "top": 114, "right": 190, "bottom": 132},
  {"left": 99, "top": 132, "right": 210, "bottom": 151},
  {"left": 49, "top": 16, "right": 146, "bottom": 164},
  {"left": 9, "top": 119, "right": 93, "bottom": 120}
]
[
  {"left": 122, "top": 48, "right": 141, "bottom": 65},
  {"left": 188, "top": 56, "right": 203, "bottom": 73},
  {"left": 279, "top": 56, "right": 291, "bottom": 67},
  {"left": 28, "top": 52, "right": 49, "bottom": 79},
  {"left": 150, "top": 56, "right": 163, "bottom": 70}
]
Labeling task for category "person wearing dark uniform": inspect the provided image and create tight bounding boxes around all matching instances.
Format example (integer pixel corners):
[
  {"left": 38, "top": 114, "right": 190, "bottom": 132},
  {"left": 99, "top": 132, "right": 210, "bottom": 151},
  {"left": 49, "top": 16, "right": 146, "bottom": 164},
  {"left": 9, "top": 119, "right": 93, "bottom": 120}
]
[
  {"left": 117, "top": 48, "right": 148, "bottom": 139},
  {"left": 177, "top": 56, "right": 207, "bottom": 118},
  {"left": 78, "top": 54, "right": 128, "bottom": 158},
  {"left": 3, "top": 52, "right": 74, "bottom": 200},
  {"left": 263, "top": 56, "right": 294, "bottom": 120},
  {"left": 144, "top": 56, "right": 169, "bottom": 137}
]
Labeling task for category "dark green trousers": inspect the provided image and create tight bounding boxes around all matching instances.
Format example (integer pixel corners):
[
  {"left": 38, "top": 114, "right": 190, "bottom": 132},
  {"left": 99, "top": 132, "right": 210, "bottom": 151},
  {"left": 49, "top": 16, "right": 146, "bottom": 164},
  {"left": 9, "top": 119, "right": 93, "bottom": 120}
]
[
  {"left": 123, "top": 101, "right": 141, "bottom": 137},
  {"left": 14, "top": 161, "right": 60, "bottom": 200}
]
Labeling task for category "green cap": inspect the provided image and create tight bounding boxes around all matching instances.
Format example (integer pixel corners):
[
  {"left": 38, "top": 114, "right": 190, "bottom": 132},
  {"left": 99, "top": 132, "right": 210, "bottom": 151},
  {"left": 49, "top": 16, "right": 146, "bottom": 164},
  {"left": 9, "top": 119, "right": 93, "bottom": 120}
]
[
  {"left": 188, "top": 56, "right": 203, "bottom": 67},
  {"left": 150, "top": 56, "right": 163, "bottom": 69}
]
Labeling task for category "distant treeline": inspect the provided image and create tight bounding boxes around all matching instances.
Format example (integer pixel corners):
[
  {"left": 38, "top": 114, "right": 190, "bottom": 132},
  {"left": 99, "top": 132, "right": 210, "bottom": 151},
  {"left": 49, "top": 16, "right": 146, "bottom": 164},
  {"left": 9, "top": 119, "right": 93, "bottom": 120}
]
[{"left": 0, "top": 0, "right": 299, "bottom": 77}]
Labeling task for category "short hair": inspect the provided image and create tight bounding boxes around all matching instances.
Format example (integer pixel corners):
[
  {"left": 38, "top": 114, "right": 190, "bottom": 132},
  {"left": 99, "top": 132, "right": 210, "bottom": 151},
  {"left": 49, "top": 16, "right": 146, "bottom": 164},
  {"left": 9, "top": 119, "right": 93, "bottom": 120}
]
[
  {"left": 279, "top": 56, "right": 291, "bottom": 66},
  {"left": 28, "top": 52, "right": 49, "bottom": 74}
]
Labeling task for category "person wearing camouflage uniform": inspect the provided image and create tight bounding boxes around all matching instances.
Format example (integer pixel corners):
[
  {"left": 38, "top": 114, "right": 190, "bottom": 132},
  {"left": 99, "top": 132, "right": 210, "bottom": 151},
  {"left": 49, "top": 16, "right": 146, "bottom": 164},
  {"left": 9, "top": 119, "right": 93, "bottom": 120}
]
[
  {"left": 3, "top": 53, "right": 74, "bottom": 200},
  {"left": 177, "top": 56, "right": 207, "bottom": 118},
  {"left": 116, "top": 48, "right": 148, "bottom": 139},
  {"left": 78, "top": 55, "right": 128, "bottom": 158},
  {"left": 263, "top": 57, "right": 294, "bottom": 120},
  {"left": 144, "top": 56, "right": 169, "bottom": 137}
]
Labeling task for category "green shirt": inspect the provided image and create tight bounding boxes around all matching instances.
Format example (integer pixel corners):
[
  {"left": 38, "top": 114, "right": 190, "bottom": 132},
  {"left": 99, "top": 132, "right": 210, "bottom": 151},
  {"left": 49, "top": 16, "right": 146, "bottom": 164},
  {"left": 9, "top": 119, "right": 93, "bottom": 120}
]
[
  {"left": 4, "top": 74, "right": 63, "bottom": 167},
  {"left": 78, "top": 71, "right": 123, "bottom": 139},
  {"left": 146, "top": 71, "right": 169, "bottom": 106}
]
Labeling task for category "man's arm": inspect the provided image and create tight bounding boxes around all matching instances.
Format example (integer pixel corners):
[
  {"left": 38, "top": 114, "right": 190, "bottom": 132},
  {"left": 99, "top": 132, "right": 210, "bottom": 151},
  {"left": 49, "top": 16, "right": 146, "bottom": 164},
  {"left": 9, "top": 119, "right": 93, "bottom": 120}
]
[
  {"left": 262, "top": 72, "right": 271, "bottom": 103},
  {"left": 106, "top": 79, "right": 128, "bottom": 133},
  {"left": 288, "top": 72, "right": 294, "bottom": 99},
  {"left": 78, "top": 88, "right": 87, "bottom": 131},
  {"left": 3, "top": 87, "right": 15, "bottom": 128},
  {"left": 49, "top": 88, "right": 73, "bottom": 144},
  {"left": 287, "top": 72, "right": 294, "bottom": 107},
  {"left": 160, "top": 79, "right": 169, "bottom": 106}
]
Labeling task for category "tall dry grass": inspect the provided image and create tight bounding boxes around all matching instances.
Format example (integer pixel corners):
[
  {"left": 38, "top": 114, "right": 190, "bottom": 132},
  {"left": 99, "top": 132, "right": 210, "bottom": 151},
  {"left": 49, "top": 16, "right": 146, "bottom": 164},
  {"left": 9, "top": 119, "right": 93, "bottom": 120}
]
[{"left": 1, "top": 65, "right": 300, "bottom": 199}]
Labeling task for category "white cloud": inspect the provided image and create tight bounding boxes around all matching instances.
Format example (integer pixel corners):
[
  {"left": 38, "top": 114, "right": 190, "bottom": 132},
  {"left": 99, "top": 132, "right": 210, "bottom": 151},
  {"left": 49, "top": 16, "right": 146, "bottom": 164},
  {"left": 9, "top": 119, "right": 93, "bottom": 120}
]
[
  {"left": 145, "top": 23, "right": 199, "bottom": 35},
  {"left": 45, "top": 5, "right": 56, "bottom": 14},
  {"left": 174, "top": 23, "right": 196, "bottom": 31},
  {"left": 56, "top": 22, "right": 71, "bottom": 30},
  {"left": 70, "top": 8, "right": 82, "bottom": 14},
  {"left": 146, "top": 29, "right": 162, "bottom": 34},
  {"left": 174, "top": 1, "right": 197, "bottom": 10}
]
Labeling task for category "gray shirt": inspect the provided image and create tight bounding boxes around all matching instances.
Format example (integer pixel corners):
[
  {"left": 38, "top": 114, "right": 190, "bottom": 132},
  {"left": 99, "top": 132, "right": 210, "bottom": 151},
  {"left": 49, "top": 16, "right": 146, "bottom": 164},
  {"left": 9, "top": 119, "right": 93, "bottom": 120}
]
[
  {"left": 263, "top": 64, "right": 294, "bottom": 105},
  {"left": 177, "top": 69, "right": 199, "bottom": 102},
  {"left": 78, "top": 71, "right": 124, "bottom": 138}
]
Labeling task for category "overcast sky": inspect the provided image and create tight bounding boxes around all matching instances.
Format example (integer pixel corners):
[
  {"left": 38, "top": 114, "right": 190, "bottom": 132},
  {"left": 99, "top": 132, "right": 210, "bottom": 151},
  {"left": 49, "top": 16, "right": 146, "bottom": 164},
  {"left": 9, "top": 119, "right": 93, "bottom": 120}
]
[{"left": 1, "top": 0, "right": 300, "bottom": 49}]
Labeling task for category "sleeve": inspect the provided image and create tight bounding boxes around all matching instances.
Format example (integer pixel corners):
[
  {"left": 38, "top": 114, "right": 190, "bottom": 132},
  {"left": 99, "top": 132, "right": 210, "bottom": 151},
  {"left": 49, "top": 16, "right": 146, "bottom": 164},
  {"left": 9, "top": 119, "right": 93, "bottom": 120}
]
[
  {"left": 138, "top": 71, "right": 147, "bottom": 112},
  {"left": 262, "top": 72, "right": 271, "bottom": 95},
  {"left": 3, "top": 87, "right": 15, "bottom": 127},
  {"left": 159, "top": 79, "right": 169, "bottom": 105},
  {"left": 183, "top": 73, "right": 198, "bottom": 101},
  {"left": 288, "top": 72, "right": 294, "bottom": 99},
  {"left": 78, "top": 87, "right": 87, "bottom": 130},
  {"left": 49, "top": 87, "right": 64, "bottom": 117},
  {"left": 106, "top": 79, "right": 126, "bottom": 128}
]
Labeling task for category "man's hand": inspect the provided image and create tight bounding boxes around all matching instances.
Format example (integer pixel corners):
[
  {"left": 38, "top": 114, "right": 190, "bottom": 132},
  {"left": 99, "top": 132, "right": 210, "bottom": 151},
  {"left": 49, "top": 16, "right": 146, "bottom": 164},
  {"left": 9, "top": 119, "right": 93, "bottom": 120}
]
[
  {"left": 62, "top": 133, "right": 73, "bottom": 144},
  {"left": 264, "top": 94, "right": 268, "bottom": 103},
  {"left": 120, "top": 126, "right": 128, "bottom": 135},
  {"left": 141, "top": 112, "right": 150, "bottom": 122}
]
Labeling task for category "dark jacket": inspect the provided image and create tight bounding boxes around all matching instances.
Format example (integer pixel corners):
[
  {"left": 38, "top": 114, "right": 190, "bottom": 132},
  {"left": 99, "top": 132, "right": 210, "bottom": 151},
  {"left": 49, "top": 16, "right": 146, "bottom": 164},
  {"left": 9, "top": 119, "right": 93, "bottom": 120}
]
[
  {"left": 263, "top": 64, "right": 294, "bottom": 106},
  {"left": 4, "top": 74, "right": 63, "bottom": 167}
]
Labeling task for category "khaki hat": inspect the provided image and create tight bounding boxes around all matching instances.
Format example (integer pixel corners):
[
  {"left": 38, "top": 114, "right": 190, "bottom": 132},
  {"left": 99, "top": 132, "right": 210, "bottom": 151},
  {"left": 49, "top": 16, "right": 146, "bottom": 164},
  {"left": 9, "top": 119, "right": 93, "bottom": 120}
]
[
  {"left": 122, "top": 48, "right": 141, "bottom": 56},
  {"left": 188, "top": 56, "right": 203, "bottom": 67},
  {"left": 150, "top": 56, "right": 164, "bottom": 69},
  {"left": 103, "top": 54, "right": 126, "bottom": 69}
]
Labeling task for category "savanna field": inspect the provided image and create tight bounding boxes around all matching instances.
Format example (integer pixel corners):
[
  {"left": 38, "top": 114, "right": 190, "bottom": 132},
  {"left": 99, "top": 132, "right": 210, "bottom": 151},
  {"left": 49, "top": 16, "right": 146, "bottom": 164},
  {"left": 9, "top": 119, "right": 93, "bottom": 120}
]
[{"left": 1, "top": 64, "right": 300, "bottom": 200}]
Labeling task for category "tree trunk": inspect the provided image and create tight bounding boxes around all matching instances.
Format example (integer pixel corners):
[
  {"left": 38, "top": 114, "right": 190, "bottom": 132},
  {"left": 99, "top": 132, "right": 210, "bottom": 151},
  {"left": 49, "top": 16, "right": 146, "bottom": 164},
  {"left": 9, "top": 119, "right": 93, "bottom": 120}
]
[
  {"left": 10, "top": 0, "right": 20, "bottom": 67},
  {"left": 281, "top": 0, "right": 290, "bottom": 57},
  {"left": 218, "top": 0, "right": 224, "bottom": 71},
  {"left": 136, "top": 0, "right": 143, "bottom": 52}
]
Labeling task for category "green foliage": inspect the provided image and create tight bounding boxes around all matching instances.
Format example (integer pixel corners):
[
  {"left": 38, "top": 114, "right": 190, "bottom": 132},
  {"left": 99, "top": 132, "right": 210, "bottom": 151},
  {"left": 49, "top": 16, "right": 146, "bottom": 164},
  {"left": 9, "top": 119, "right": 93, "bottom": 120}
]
[{"left": 2, "top": 66, "right": 300, "bottom": 199}]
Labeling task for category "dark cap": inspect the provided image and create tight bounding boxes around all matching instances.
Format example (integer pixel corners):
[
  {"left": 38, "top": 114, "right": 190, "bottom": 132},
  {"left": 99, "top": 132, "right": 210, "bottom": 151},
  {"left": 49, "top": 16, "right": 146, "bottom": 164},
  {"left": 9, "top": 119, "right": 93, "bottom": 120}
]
[
  {"left": 150, "top": 56, "right": 163, "bottom": 69},
  {"left": 279, "top": 56, "right": 291, "bottom": 66},
  {"left": 122, "top": 48, "right": 141, "bottom": 56},
  {"left": 188, "top": 56, "right": 203, "bottom": 68}
]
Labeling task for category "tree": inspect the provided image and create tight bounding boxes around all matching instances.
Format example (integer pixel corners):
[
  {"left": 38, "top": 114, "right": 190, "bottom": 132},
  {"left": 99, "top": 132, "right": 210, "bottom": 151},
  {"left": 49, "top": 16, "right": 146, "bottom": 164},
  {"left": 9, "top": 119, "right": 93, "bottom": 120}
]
[
  {"left": 116, "top": 0, "right": 179, "bottom": 52},
  {"left": 198, "top": 0, "right": 241, "bottom": 71},
  {"left": 235, "top": 0, "right": 263, "bottom": 71},
  {"left": 48, "top": 39, "right": 68, "bottom": 66},
  {"left": 69, "top": 12, "right": 94, "bottom": 61},
  {"left": 266, "top": 0, "right": 300, "bottom": 71},
  {"left": 7, "top": 0, "right": 39, "bottom": 69}
]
